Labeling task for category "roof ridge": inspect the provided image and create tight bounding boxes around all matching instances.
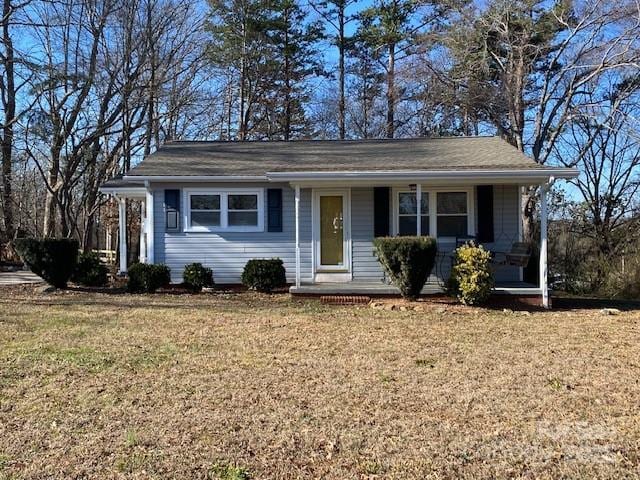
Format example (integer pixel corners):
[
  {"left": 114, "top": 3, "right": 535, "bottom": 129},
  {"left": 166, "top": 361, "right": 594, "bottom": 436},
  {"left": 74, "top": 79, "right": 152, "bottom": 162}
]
[{"left": 163, "top": 135, "right": 498, "bottom": 145}]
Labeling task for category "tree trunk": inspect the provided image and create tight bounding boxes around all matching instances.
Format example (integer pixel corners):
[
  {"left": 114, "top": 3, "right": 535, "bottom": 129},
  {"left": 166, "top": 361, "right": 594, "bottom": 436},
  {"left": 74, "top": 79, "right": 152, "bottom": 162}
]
[
  {"left": 239, "top": 14, "right": 247, "bottom": 141},
  {"left": 338, "top": 7, "right": 345, "bottom": 140},
  {"left": 385, "top": 42, "right": 395, "bottom": 139},
  {"left": 43, "top": 178, "right": 58, "bottom": 237},
  {"left": 283, "top": 7, "right": 291, "bottom": 141},
  {"left": 1, "top": 0, "right": 15, "bottom": 241}
]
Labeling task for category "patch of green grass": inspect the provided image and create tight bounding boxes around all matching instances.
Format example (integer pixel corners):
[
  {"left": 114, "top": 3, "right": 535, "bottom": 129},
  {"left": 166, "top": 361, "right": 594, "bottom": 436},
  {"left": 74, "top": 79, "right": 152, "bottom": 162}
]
[
  {"left": 114, "top": 452, "right": 150, "bottom": 473},
  {"left": 209, "top": 462, "right": 250, "bottom": 480},
  {"left": 127, "top": 343, "right": 177, "bottom": 369},
  {"left": 360, "top": 460, "right": 387, "bottom": 475},
  {"left": 547, "top": 377, "right": 563, "bottom": 390},
  {"left": 379, "top": 373, "right": 396, "bottom": 383},
  {"left": 415, "top": 358, "right": 436, "bottom": 368},
  {"left": 22, "top": 345, "right": 115, "bottom": 372},
  {"left": 0, "top": 454, "right": 19, "bottom": 480},
  {"left": 125, "top": 429, "right": 139, "bottom": 448}
]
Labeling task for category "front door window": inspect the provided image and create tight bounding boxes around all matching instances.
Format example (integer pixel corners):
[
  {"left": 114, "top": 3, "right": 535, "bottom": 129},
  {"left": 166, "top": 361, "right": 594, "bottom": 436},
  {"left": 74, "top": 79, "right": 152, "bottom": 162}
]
[{"left": 320, "top": 195, "right": 344, "bottom": 266}]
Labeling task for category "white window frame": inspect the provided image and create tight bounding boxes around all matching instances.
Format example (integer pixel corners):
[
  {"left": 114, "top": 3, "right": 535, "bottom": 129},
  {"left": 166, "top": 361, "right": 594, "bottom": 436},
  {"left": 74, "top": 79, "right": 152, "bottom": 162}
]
[
  {"left": 392, "top": 186, "right": 475, "bottom": 240},
  {"left": 183, "top": 188, "right": 265, "bottom": 232},
  {"left": 396, "top": 189, "right": 430, "bottom": 236}
]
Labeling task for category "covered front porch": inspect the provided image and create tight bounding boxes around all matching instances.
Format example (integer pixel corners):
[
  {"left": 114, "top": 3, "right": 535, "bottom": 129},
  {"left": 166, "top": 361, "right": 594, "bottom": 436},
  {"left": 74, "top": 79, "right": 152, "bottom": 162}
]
[{"left": 281, "top": 169, "right": 561, "bottom": 308}]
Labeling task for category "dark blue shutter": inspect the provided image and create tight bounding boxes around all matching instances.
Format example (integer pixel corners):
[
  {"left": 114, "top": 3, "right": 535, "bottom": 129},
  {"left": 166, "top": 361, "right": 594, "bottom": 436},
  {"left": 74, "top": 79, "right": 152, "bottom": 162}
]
[
  {"left": 374, "top": 187, "right": 390, "bottom": 237},
  {"left": 267, "top": 188, "right": 283, "bottom": 232},
  {"left": 165, "top": 189, "right": 180, "bottom": 231},
  {"left": 476, "top": 185, "right": 494, "bottom": 243}
]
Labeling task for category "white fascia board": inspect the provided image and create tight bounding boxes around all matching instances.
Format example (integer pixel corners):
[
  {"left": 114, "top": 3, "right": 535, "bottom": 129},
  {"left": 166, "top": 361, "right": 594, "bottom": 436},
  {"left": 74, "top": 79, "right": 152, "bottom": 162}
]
[
  {"left": 266, "top": 168, "right": 579, "bottom": 183},
  {"left": 122, "top": 175, "right": 267, "bottom": 182}
]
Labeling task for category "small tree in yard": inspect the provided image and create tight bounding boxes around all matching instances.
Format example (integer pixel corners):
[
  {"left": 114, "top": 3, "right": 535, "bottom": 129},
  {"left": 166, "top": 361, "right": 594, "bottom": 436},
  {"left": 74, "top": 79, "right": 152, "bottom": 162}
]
[
  {"left": 373, "top": 236, "right": 437, "bottom": 300},
  {"left": 447, "top": 242, "right": 494, "bottom": 305},
  {"left": 14, "top": 238, "right": 79, "bottom": 288}
]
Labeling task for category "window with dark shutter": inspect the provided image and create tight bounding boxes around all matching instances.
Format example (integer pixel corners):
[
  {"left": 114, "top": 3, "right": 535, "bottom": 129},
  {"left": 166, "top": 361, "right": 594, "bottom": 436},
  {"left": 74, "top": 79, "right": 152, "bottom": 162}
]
[
  {"left": 373, "top": 187, "right": 390, "bottom": 237},
  {"left": 476, "top": 185, "right": 494, "bottom": 243},
  {"left": 267, "top": 188, "right": 283, "bottom": 232},
  {"left": 165, "top": 189, "right": 180, "bottom": 231}
]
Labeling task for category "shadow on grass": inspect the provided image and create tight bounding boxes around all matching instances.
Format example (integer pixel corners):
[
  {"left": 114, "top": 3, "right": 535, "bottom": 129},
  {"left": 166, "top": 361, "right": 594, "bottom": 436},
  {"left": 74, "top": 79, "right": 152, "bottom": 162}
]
[{"left": 551, "top": 295, "right": 640, "bottom": 311}]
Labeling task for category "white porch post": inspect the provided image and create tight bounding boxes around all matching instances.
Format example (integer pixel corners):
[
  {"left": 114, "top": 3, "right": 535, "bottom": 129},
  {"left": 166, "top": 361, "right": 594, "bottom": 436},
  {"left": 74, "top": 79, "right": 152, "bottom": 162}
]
[
  {"left": 416, "top": 183, "right": 422, "bottom": 236},
  {"left": 139, "top": 199, "right": 147, "bottom": 263},
  {"left": 145, "top": 185, "right": 154, "bottom": 264},
  {"left": 539, "top": 184, "right": 549, "bottom": 308},
  {"left": 294, "top": 184, "right": 301, "bottom": 288},
  {"left": 118, "top": 196, "right": 127, "bottom": 275}
]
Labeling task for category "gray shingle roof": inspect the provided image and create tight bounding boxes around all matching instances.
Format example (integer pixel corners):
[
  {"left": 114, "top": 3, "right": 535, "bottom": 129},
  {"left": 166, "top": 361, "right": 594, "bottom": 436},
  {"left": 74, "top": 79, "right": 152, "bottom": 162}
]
[
  {"left": 101, "top": 175, "right": 144, "bottom": 188},
  {"left": 124, "top": 137, "right": 544, "bottom": 177}
]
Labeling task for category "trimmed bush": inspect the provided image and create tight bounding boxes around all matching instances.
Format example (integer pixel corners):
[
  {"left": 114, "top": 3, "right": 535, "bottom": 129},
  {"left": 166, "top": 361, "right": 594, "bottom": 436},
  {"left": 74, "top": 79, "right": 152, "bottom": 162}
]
[
  {"left": 14, "top": 237, "right": 79, "bottom": 288},
  {"left": 446, "top": 242, "right": 494, "bottom": 305},
  {"left": 127, "top": 263, "right": 171, "bottom": 293},
  {"left": 72, "top": 252, "right": 108, "bottom": 287},
  {"left": 241, "top": 258, "right": 286, "bottom": 293},
  {"left": 373, "top": 236, "right": 437, "bottom": 300},
  {"left": 182, "top": 263, "right": 214, "bottom": 292}
]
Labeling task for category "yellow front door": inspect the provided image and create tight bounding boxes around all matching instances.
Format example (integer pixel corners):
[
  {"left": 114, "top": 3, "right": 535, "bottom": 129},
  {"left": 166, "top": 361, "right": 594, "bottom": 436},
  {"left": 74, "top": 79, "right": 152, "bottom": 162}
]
[{"left": 319, "top": 195, "right": 344, "bottom": 267}]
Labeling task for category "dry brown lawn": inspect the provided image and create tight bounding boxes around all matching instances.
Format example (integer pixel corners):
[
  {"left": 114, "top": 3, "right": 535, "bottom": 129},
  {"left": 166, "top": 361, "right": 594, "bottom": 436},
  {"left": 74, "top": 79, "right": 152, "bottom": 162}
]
[{"left": 0, "top": 287, "right": 639, "bottom": 480}]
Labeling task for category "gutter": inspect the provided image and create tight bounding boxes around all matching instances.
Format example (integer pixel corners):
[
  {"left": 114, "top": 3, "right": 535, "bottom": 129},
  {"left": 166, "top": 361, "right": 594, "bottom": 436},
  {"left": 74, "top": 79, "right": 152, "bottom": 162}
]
[
  {"left": 116, "top": 168, "right": 578, "bottom": 185},
  {"left": 265, "top": 168, "right": 578, "bottom": 181},
  {"left": 122, "top": 175, "right": 267, "bottom": 182}
]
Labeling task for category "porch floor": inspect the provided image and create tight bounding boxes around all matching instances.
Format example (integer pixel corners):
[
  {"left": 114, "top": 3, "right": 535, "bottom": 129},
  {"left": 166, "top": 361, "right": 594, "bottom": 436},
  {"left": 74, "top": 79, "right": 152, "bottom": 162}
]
[{"left": 289, "top": 281, "right": 541, "bottom": 296}]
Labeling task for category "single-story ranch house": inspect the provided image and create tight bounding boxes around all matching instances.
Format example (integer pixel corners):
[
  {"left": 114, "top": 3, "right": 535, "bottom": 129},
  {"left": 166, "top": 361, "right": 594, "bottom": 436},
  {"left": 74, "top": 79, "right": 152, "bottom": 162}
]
[{"left": 101, "top": 137, "right": 578, "bottom": 307}]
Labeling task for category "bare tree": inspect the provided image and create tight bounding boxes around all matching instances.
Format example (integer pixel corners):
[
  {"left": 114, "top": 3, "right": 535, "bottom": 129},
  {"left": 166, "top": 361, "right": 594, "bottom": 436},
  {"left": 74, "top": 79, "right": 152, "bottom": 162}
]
[{"left": 447, "top": 0, "right": 640, "bottom": 239}]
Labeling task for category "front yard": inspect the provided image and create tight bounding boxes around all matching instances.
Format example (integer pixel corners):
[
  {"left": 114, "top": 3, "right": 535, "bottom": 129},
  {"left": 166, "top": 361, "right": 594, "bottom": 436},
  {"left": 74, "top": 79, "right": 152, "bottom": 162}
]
[{"left": 0, "top": 288, "right": 639, "bottom": 479}]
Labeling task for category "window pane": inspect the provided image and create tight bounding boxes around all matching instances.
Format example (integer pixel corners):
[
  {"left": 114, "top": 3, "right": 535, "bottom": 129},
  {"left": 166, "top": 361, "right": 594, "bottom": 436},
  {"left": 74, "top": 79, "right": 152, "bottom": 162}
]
[
  {"left": 191, "top": 195, "right": 220, "bottom": 210},
  {"left": 228, "top": 211, "right": 258, "bottom": 226},
  {"left": 191, "top": 211, "right": 220, "bottom": 227},
  {"left": 398, "top": 193, "right": 416, "bottom": 215},
  {"left": 437, "top": 192, "right": 466, "bottom": 214},
  {"left": 421, "top": 192, "right": 429, "bottom": 213},
  {"left": 398, "top": 216, "right": 417, "bottom": 235},
  {"left": 437, "top": 216, "right": 467, "bottom": 237},
  {"left": 228, "top": 194, "right": 257, "bottom": 210},
  {"left": 421, "top": 215, "right": 429, "bottom": 235}
]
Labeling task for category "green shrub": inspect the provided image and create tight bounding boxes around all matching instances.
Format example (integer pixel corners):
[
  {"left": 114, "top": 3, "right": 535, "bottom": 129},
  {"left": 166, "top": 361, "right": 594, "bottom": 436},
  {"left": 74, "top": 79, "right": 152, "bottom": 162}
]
[
  {"left": 446, "top": 242, "right": 494, "bottom": 305},
  {"left": 373, "top": 236, "right": 437, "bottom": 300},
  {"left": 127, "top": 263, "right": 171, "bottom": 293},
  {"left": 241, "top": 258, "right": 286, "bottom": 293},
  {"left": 182, "top": 262, "right": 214, "bottom": 292},
  {"left": 72, "top": 252, "right": 108, "bottom": 287},
  {"left": 13, "top": 237, "right": 79, "bottom": 288}
]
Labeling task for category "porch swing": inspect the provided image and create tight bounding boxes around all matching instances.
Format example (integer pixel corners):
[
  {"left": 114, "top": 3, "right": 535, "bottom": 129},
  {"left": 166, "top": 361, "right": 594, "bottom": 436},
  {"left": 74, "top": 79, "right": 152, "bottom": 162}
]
[{"left": 489, "top": 186, "right": 533, "bottom": 269}]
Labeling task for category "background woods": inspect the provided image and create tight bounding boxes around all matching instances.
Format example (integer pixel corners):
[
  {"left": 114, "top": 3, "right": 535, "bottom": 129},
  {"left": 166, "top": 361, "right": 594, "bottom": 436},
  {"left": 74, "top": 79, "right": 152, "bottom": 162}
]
[{"left": 1, "top": 0, "right": 639, "bottom": 297}]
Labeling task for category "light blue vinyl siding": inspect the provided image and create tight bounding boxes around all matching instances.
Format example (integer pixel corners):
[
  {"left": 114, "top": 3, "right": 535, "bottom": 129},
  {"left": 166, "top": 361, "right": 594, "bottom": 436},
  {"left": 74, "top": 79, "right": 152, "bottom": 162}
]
[
  {"left": 351, "top": 187, "right": 386, "bottom": 283},
  {"left": 152, "top": 183, "right": 522, "bottom": 285},
  {"left": 153, "top": 183, "right": 311, "bottom": 284}
]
